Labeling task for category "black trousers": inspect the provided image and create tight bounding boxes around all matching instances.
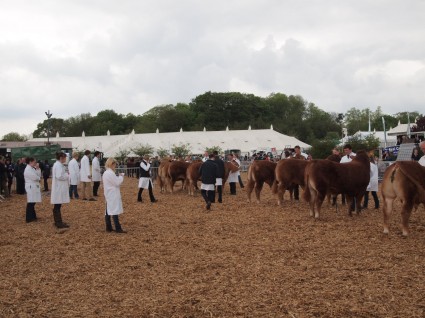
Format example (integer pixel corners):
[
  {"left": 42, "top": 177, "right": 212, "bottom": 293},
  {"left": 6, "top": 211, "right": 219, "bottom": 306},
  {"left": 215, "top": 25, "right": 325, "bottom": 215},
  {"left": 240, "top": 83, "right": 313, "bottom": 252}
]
[
  {"left": 26, "top": 202, "right": 37, "bottom": 222},
  {"left": 293, "top": 185, "right": 300, "bottom": 200},
  {"left": 138, "top": 182, "right": 156, "bottom": 202},
  {"left": 363, "top": 191, "right": 379, "bottom": 209},
  {"left": 105, "top": 207, "right": 122, "bottom": 231},
  {"left": 201, "top": 189, "right": 215, "bottom": 204},
  {"left": 216, "top": 185, "right": 223, "bottom": 203},
  {"left": 229, "top": 182, "right": 236, "bottom": 195},
  {"left": 93, "top": 181, "right": 100, "bottom": 196},
  {"left": 238, "top": 175, "right": 244, "bottom": 188},
  {"left": 43, "top": 177, "right": 49, "bottom": 191}
]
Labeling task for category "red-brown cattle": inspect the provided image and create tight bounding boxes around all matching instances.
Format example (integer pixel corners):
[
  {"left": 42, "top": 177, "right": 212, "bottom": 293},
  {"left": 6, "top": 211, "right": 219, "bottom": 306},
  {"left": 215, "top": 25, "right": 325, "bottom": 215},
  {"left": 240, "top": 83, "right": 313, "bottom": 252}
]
[
  {"left": 246, "top": 160, "right": 277, "bottom": 203},
  {"left": 186, "top": 161, "right": 203, "bottom": 196},
  {"left": 382, "top": 161, "right": 425, "bottom": 236},
  {"left": 167, "top": 161, "right": 190, "bottom": 193},
  {"left": 303, "top": 151, "right": 370, "bottom": 219},
  {"left": 246, "top": 160, "right": 276, "bottom": 203},
  {"left": 273, "top": 159, "right": 309, "bottom": 206},
  {"left": 157, "top": 160, "right": 172, "bottom": 193}
]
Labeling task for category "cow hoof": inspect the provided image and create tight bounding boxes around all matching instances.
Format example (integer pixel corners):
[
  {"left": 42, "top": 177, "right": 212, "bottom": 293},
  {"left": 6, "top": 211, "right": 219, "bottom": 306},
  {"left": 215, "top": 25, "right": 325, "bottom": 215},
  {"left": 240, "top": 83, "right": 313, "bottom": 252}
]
[
  {"left": 402, "top": 230, "right": 409, "bottom": 237},
  {"left": 256, "top": 200, "right": 260, "bottom": 204},
  {"left": 383, "top": 229, "right": 389, "bottom": 235}
]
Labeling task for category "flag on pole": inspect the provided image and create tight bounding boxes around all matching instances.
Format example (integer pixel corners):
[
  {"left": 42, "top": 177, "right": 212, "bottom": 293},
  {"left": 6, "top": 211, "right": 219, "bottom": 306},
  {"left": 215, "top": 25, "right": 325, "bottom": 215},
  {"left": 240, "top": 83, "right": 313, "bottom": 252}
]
[{"left": 407, "top": 112, "right": 411, "bottom": 138}]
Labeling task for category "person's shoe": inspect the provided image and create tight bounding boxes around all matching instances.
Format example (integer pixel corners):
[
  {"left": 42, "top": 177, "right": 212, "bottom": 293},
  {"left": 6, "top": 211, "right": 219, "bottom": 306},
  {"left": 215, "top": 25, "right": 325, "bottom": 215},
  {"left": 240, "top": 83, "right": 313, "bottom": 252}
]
[
  {"left": 89, "top": 198, "right": 97, "bottom": 201},
  {"left": 56, "top": 223, "right": 70, "bottom": 229},
  {"left": 151, "top": 199, "right": 158, "bottom": 203},
  {"left": 106, "top": 227, "right": 114, "bottom": 232},
  {"left": 206, "top": 202, "right": 211, "bottom": 210},
  {"left": 82, "top": 198, "right": 88, "bottom": 201},
  {"left": 115, "top": 229, "right": 127, "bottom": 233},
  {"left": 218, "top": 200, "right": 222, "bottom": 203},
  {"left": 137, "top": 199, "right": 142, "bottom": 202}
]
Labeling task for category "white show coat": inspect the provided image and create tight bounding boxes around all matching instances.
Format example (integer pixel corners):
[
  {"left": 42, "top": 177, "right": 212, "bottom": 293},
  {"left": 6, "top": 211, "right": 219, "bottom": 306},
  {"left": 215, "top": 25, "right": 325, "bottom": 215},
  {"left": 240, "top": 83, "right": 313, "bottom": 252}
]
[
  {"left": 366, "top": 162, "right": 379, "bottom": 192},
  {"left": 68, "top": 158, "right": 80, "bottom": 185},
  {"left": 103, "top": 169, "right": 124, "bottom": 215},
  {"left": 24, "top": 165, "right": 42, "bottom": 203},
  {"left": 51, "top": 160, "right": 70, "bottom": 204},
  {"left": 419, "top": 155, "right": 425, "bottom": 166},
  {"left": 138, "top": 160, "right": 153, "bottom": 189},
  {"left": 227, "top": 159, "right": 240, "bottom": 183},
  {"left": 92, "top": 156, "right": 102, "bottom": 182},
  {"left": 340, "top": 152, "right": 356, "bottom": 163},
  {"left": 80, "top": 155, "right": 91, "bottom": 182}
]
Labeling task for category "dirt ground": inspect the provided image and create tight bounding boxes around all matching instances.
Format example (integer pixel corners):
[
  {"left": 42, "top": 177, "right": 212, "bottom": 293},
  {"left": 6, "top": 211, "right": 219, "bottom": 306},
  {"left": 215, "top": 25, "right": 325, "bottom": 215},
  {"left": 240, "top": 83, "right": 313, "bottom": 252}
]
[{"left": 1, "top": 174, "right": 425, "bottom": 318}]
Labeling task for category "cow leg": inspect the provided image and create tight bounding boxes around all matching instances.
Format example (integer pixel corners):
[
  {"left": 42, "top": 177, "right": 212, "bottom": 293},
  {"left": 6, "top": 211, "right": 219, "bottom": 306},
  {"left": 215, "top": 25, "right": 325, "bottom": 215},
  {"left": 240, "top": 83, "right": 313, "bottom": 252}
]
[
  {"left": 346, "top": 196, "right": 354, "bottom": 217},
  {"left": 277, "top": 182, "right": 285, "bottom": 206},
  {"left": 255, "top": 182, "right": 264, "bottom": 204},
  {"left": 309, "top": 188, "right": 317, "bottom": 217},
  {"left": 401, "top": 201, "right": 414, "bottom": 236},
  {"left": 382, "top": 196, "right": 394, "bottom": 234},
  {"left": 314, "top": 192, "right": 325, "bottom": 219},
  {"left": 246, "top": 179, "right": 255, "bottom": 203},
  {"left": 355, "top": 194, "right": 363, "bottom": 215}
]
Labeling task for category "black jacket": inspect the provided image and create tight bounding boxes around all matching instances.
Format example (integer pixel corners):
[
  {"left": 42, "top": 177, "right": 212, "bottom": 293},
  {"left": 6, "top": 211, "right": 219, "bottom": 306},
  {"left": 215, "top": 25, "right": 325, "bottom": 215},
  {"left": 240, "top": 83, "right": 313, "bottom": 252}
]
[
  {"left": 214, "top": 157, "right": 225, "bottom": 178},
  {"left": 199, "top": 160, "right": 218, "bottom": 184}
]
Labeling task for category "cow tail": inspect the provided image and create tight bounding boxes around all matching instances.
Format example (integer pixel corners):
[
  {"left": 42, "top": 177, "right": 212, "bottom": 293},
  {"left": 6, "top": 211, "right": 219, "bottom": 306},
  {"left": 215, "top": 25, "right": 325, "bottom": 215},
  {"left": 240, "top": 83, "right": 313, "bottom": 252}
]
[
  {"left": 303, "top": 170, "right": 311, "bottom": 202},
  {"left": 271, "top": 180, "right": 278, "bottom": 194}
]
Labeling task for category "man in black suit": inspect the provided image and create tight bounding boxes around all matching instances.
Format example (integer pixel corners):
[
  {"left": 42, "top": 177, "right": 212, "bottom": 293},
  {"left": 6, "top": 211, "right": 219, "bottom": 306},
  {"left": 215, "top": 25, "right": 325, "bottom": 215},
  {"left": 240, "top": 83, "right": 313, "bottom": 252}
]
[{"left": 199, "top": 153, "right": 218, "bottom": 210}]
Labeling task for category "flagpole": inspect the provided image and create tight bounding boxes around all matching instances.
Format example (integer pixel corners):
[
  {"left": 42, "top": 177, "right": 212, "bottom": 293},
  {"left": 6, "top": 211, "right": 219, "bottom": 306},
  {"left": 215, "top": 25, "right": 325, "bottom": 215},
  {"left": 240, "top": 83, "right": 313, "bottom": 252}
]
[{"left": 382, "top": 117, "right": 387, "bottom": 148}]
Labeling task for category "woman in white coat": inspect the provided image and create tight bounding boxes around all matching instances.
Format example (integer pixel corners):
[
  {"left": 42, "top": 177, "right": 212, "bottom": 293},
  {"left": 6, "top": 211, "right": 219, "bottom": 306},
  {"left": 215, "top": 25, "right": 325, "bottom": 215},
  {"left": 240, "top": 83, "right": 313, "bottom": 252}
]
[
  {"left": 103, "top": 157, "right": 126, "bottom": 233},
  {"left": 68, "top": 152, "right": 80, "bottom": 199},
  {"left": 92, "top": 151, "right": 102, "bottom": 197},
  {"left": 363, "top": 156, "right": 379, "bottom": 209},
  {"left": 24, "top": 157, "right": 42, "bottom": 223},
  {"left": 51, "top": 152, "right": 70, "bottom": 228}
]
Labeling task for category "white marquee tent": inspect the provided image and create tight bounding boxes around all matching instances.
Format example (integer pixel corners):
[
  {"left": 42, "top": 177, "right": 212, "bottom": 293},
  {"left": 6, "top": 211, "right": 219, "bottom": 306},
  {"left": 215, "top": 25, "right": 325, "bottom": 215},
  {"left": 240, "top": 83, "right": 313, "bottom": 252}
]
[{"left": 28, "top": 126, "right": 311, "bottom": 157}]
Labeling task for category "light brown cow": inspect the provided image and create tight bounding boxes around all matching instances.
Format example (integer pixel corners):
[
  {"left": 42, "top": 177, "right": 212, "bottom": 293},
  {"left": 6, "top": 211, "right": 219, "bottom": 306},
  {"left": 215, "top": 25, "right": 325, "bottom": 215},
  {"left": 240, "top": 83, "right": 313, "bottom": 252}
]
[
  {"left": 382, "top": 161, "right": 425, "bottom": 236},
  {"left": 303, "top": 151, "right": 370, "bottom": 219},
  {"left": 186, "top": 161, "right": 203, "bottom": 196},
  {"left": 273, "top": 159, "right": 309, "bottom": 206},
  {"left": 246, "top": 160, "right": 277, "bottom": 203},
  {"left": 157, "top": 160, "right": 172, "bottom": 193},
  {"left": 166, "top": 161, "right": 191, "bottom": 193}
]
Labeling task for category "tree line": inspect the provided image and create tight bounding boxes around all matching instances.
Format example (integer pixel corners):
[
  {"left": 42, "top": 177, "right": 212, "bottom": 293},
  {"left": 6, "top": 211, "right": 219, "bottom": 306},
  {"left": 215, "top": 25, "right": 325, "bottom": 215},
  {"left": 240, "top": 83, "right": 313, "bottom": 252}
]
[{"left": 2, "top": 91, "right": 424, "bottom": 150}]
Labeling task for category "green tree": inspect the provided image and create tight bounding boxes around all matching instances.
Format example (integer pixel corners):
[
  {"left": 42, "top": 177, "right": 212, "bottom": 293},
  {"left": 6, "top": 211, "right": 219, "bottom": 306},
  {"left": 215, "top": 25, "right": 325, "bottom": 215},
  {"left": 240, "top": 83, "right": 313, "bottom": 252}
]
[
  {"left": 344, "top": 134, "right": 380, "bottom": 152},
  {"left": 1, "top": 132, "right": 28, "bottom": 141},
  {"left": 310, "top": 138, "right": 340, "bottom": 159},
  {"left": 205, "top": 146, "right": 223, "bottom": 155},
  {"left": 131, "top": 143, "right": 154, "bottom": 157},
  {"left": 172, "top": 143, "right": 191, "bottom": 157},
  {"left": 156, "top": 147, "right": 169, "bottom": 158},
  {"left": 115, "top": 148, "right": 131, "bottom": 163},
  {"left": 33, "top": 118, "right": 66, "bottom": 138}
]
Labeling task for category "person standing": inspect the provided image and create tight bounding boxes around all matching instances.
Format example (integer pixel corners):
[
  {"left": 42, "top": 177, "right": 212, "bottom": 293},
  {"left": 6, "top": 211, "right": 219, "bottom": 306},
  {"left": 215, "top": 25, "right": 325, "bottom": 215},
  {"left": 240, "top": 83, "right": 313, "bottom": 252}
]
[
  {"left": 103, "top": 157, "right": 126, "bottom": 233},
  {"left": 51, "top": 152, "right": 70, "bottom": 228},
  {"left": 214, "top": 151, "right": 225, "bottom": 203},
  {"left": 419, "top": 141, "right": 425, "bottom": 166},
  {"left": 42, "top": 160, "right": 51, "bottom": 191},
  {"left": 24, "top": 157, "right": 41, "bottom": 222},
  {"left": 68, "top": 152, "right": 80, "bottom": 199},
  {"left": 411, "top": 148, "right": 421, "bottom": 161},
  {"left": 199, "top": 153, "right": 218, "bottom": 210},
  {"left": 16, "top": 158, "right": 26, "bottom": 195},
  {"left": 292, "top": 146, "right": 306, "bottom": 201},
  {"left": 5, "top": 158, "right": 15, "bottom": 195},
  {"left": 235, "top": 154, "right": 244, "bottom": 188},
  {"left": 227, "top": 154, "right": 240, "bottom": 195},
  {"left": 363, "top": 156, "right": 379, "bottom": 209},
  {"left": 340, "top": 144, "right": 356, "bottom": 163},
  {"left": 80, "top": 150, "right": 95, "bottom": 201},
  {"left": 137, "top": 155, "right": 157, "bottom": 203},
  {"left": 92, "top": 151, "right": 102, "bottom": 197},
  {"left": 0, "top": 156, "right": 8, "bottom": 198},
  {"left": 150, "top": 156, "right": 160, "bottom": 185}
]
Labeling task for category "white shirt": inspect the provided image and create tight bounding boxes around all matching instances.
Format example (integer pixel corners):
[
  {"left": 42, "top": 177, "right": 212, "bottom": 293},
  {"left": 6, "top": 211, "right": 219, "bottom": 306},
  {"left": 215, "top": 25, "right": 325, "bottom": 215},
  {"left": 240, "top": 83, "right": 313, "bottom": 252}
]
[
  {"left": 80, "top": 155, "right": 91, "bottom": 182},
  {"left": 419, "top": 155, "right": 425, "bottom": 167},
  {"left": 340, "top": 152, "right": 356, "bottom": 163},
  {"left": 92, "top": 156, "right": 102, "bottom": 182}
]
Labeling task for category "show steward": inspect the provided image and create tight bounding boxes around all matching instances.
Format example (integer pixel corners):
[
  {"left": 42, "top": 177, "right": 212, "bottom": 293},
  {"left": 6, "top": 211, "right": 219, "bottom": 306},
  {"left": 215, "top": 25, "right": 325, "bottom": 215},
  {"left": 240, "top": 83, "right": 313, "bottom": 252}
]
[
  {"left": 103, "top": 157, "right": 126, "bottom": 233},
  {"left": 51, "top": 152, "right": 70, "bottom": 228},
  {"left": 24, "top": 157, "right": 42, "bottom": 223},
  {"left": 68, "top": 153, "right": 80, "bottom": 199},
  {"left": 137, "top": 155, "right": 157, "bottom": 203}
]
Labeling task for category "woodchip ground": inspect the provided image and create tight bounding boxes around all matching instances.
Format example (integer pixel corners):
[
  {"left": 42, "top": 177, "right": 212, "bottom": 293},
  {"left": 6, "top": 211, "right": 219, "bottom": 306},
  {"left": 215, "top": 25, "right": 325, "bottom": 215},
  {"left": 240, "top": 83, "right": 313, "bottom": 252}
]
[{"left": 1, "top": 175, "right": 425, "bottom": 317}]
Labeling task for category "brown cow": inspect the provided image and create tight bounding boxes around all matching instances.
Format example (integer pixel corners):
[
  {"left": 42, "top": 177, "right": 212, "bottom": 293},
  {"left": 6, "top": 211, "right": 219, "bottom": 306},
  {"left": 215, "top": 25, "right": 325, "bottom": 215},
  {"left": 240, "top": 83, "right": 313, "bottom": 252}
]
[
  {"left": 382, "top": 161, "right": 425, "bottom": 236},
  {"left": 157, "top": 160, "right": 171, "bottom": 193},
  {"left": 167, "top": 161, "right": 190, "bottom": 193},
  {"left": 303, "top": 150, "right": 370, "bottom": 219},
  {"left": 246, "top": 160, "right": 277, "bottom": 203},
  {"left": 273, "top": 159, "right": 309, "bottom": 206},
  {"left": 186, "top": 161, "right": 203, "bottom": 196}
]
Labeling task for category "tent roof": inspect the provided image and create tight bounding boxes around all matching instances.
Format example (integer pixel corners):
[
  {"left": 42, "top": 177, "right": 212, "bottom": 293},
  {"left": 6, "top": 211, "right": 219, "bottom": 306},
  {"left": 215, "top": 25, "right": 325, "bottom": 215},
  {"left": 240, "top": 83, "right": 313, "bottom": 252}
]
[
  {"left": 28, "top": 128, "right": 311, "bottom": 157},
  {"left": 387, "top": 121, "right": 416, "bottom": 136}
]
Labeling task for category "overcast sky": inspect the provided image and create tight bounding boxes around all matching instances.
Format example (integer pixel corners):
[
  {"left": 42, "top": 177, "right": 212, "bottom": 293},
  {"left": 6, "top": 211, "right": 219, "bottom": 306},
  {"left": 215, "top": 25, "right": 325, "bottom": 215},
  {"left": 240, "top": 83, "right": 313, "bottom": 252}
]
[{"left": 1, "top": 0, "right": 424, "bottom": 138}]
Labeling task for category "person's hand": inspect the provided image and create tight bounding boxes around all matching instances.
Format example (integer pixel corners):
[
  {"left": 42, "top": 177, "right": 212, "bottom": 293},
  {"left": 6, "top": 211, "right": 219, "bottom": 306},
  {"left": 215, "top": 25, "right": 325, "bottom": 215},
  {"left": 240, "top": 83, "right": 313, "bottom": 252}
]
[{"left": 119, "top": 173, "right": 125, "bottom": 177}]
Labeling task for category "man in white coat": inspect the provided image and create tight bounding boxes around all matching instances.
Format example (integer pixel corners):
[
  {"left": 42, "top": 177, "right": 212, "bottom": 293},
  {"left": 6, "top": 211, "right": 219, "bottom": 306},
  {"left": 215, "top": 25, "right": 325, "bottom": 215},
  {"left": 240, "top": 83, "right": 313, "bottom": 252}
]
[
  {"left": 362, "top": 156, "right": 379, "bottom": 209},
  {"left": 92, "top": 151, "right": 102, "bottom": 197},
  {"left": 24, "top": 157, "right": 42, "bottom": 223},
  {"left": 51, "top": 152, "right": 70, "bottom": 228},
  {"left": 80, "top": 150, "right": 96, "bottom": 201},
  {"left": 103, "top": 157, "right": 126, "bottom": 233},
  {"left": 137, "top": 155, "right": 157, "bottom": 203},
  {"left": 68, "top": 152, "right": 80, "bottom": 199}
]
